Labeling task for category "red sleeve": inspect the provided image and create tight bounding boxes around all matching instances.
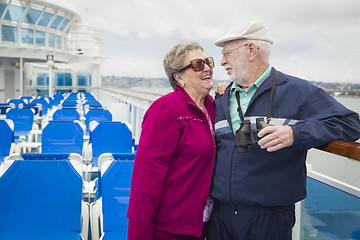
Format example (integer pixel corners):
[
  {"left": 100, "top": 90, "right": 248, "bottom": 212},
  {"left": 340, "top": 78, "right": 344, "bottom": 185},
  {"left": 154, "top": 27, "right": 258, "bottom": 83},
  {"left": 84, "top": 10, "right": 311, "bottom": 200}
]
[{"left": 127, "top": 100, "right": 180, "bottom": 240}]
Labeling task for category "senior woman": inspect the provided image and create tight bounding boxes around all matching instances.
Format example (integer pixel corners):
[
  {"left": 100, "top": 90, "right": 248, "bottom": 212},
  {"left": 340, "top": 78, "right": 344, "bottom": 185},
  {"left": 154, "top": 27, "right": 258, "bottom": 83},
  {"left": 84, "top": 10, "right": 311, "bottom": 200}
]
[{"left": 127, "top": 41, "right": 216, "bottom": 240}]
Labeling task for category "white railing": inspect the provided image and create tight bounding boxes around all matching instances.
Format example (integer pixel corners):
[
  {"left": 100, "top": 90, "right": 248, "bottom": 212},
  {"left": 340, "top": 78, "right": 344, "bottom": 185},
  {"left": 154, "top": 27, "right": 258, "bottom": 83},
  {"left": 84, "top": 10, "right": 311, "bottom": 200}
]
[{"left": 94, "top": 87, "right": 160, "bottom": 143}]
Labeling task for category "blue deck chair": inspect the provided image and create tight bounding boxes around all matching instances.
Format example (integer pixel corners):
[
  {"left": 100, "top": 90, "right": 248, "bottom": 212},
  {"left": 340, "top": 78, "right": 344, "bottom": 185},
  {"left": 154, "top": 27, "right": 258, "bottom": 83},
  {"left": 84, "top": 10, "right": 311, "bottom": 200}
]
[
  {"left": 40, "top": 96, "right": 54, "bottom": 110},
  {"left": 0, "top": 156, "right": 88, "bottom": 240},
  {"left": 19, "top": 96, "right": 34, "bottom": 104},
  {"left": 21, "top": 103, "right": 41, "bottom": 116},
  {"left": 6, "top": 108, "right": 34, "bottom": 141},
  {"left": 20, "top": 153, "right": 80, "bottom": 161},
  {"left": 52, "top": 108, "right": 81, "bottom": 121},
  {"left": 89, "top": 121, "right": 133, "bottom": 168},
  {"left": 84, "top": 109, "right": 112, "bottom": 135},
  {"left": 90, "top": 159, "right": 134, "bottom": 240},
  {"left": 30, "top": 98, "right": 50, "bottom": 117},
  {"left": 62, "top": 100, "right": 78, "bottom": 108},
  {"left": 0, "top": 103, "right": 11, "bottom": 115},
  {"left": 83, "top": 100, "right": 102, "bottom": 108},
  {"left": 41, "top": 120, "right": 84, "bottom": 155},
  {"left": 0, "top": 120, "right": 14, "bottom": 163},
  {"left": 62, "top": 93, "right": 79, "bottom": 108},
  {"left": 95, "top": 153, "right": 136, "bottom": 200},
  {"left": 8, "top": 99, "right": 25, "bottom": 108},
  {"left": 52, "top": 93, "right": 64, "bottom": 106}
]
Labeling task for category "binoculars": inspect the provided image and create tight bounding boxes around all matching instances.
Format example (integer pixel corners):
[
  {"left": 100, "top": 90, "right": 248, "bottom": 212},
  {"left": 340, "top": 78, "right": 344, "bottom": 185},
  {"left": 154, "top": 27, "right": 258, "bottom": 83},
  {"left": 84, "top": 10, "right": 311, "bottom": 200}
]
[{"left": 235, "top": 118, "right": 270, "bottom": 153}]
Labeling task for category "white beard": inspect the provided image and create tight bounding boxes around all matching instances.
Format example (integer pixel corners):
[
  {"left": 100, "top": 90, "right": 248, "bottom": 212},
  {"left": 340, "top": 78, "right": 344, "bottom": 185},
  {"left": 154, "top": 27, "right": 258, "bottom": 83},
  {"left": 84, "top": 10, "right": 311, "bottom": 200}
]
[{"left": 230, "top": 56, "right": 249, "bottom": 86}]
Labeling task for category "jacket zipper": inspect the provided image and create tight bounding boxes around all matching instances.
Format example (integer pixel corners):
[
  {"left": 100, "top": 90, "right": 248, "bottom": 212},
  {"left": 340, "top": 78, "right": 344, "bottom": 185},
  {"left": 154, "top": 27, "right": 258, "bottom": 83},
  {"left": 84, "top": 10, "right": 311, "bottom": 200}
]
[{"left": 229, "top": 147, "right": 237, "bottom": 214}]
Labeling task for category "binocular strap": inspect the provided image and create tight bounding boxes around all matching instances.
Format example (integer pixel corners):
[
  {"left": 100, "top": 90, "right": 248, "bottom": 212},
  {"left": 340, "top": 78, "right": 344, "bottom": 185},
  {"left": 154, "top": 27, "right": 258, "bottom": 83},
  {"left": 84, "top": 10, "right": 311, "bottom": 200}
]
[{"left": 235, "top": 69, "right": 279, "bottom": 126}]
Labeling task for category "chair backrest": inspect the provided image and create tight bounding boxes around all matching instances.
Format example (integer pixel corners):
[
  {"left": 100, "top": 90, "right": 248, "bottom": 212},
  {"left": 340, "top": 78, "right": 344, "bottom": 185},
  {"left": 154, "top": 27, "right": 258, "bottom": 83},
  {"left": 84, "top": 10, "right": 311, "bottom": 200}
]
[
  {"left": 30, "top": 99, "right": 49, "bottom": 116},
  {"left": 42, "top": 120, "right": 84, "bottom": 155},
  {"left": 52, "top": 93, "right": 64, "bottom": 106},
  {"left": 0, "top": 159, "right": 83, "bottom": 240},
  {"left": 84, "top": 109, "right": 112, "bottom": 135},
  {"left": 101, "top": 160, "right": 134, "bottom": 239},
  {"left": 52, "top": 108, "right": 80, "bottom": 121},
  {"left": 6, "top": 108, "right": 34, "bottom": 139},
  {"left": 19, "top": 96, "right": 34, "bottom": 104},
  {"left": 0, "top": 120, "right": 14, "bottom": 163},
  {"left": 83, "top": 99, "right": 102, "bottom": 108},
  {"left": 62, "top": 94, "right": 79, "bottom": 108},
  {"left": 22, "top": 103, "right": 41, "bottom": 116},
  {"left": 7, "top": 99, "right": 25, "bottom": 108},
  {"left": 90, "top": 121, "right": 133, "bottom": 167}
]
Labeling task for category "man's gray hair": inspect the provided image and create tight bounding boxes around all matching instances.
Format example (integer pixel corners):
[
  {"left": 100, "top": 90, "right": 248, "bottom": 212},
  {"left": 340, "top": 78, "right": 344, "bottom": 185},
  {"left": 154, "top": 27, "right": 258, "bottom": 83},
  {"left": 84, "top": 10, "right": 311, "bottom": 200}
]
[
  {"left": 163, "top": 41, "right": 204, "bottom": 90},
  {"left": 252, "top": 39, "right": 272, "bottom": 63}
]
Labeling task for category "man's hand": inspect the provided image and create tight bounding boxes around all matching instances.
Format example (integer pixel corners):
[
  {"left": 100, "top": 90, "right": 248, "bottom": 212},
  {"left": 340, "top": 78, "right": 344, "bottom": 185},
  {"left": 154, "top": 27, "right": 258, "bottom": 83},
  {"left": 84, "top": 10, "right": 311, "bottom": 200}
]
[{"left": 258, "top": 126, "right": 294, "bottom": 152}]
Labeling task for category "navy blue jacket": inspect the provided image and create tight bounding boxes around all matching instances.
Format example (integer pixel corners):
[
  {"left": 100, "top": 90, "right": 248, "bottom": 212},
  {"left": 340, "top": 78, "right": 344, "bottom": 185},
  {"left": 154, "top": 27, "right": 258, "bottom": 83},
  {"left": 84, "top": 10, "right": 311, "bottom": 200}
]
[{"left": 211, "top": 68, "right": 360, "bottom": 207}]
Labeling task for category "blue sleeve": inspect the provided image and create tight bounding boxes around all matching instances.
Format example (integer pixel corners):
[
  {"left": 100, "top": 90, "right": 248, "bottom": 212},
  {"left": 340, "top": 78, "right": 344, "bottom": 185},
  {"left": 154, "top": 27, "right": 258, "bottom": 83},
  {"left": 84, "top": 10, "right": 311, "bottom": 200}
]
[{"left": 291, "top": 86, "right": 360, "bottom": 150}]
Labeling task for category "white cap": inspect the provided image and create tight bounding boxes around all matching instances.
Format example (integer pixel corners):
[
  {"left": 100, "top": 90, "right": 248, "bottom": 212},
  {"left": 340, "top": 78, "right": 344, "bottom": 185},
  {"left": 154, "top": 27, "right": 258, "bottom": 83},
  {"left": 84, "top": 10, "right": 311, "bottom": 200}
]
[{"left": 215, "top": 21, "right": 273, "bottom": 47}]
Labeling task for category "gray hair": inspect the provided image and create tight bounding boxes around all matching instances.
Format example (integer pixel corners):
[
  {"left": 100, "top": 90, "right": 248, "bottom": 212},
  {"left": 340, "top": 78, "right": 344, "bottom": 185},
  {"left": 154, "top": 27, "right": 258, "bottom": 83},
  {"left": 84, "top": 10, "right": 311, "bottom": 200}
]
[
  {"left": 163, "top": 41, "right": 204, "bottom": 90},
  {"left": 251, "top": 39, "right": 272, "bottom": 63}
]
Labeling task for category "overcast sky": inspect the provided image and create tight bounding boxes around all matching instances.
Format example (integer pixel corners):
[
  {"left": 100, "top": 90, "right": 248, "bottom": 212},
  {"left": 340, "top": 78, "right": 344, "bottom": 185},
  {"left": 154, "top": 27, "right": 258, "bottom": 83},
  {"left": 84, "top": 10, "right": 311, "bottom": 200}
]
[{"left": 72, "top": 0, "right": 360, "bottom": 83}]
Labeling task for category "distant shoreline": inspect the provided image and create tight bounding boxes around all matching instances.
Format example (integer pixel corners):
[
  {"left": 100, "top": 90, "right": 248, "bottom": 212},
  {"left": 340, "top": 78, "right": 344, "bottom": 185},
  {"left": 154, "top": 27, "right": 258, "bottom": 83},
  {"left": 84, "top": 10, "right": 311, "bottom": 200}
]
[{"left": 102, "top": 76, "right": 360, "bottom": 98}]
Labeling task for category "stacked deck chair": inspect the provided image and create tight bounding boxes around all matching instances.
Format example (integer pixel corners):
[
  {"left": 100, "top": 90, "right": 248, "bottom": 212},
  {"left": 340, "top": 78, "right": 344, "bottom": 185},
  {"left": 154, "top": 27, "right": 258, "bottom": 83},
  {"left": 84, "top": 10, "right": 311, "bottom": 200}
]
[{"left": 89, "top": 154, "right": 134, "bottom": 240}]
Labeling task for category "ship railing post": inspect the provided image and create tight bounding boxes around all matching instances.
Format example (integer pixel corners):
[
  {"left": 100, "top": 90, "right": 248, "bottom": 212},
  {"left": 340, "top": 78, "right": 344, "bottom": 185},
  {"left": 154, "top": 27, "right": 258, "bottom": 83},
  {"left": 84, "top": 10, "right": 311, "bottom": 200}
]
[{"left": 292, "top": 201, "right": 301, "bottom": 240}]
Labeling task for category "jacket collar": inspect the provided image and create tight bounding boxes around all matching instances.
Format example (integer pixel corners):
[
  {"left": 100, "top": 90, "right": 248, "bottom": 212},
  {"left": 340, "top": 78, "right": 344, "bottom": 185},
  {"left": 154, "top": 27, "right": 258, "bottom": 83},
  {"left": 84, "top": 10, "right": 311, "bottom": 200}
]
[
  {"left": 175, "top": 86, "right": 215, "bottom": 115},
  {"left": 249, "top": 67, "right": 287, "bottom": 106},
  {"left": 176, "top": 86, "right": 212, "bottom": 105}
]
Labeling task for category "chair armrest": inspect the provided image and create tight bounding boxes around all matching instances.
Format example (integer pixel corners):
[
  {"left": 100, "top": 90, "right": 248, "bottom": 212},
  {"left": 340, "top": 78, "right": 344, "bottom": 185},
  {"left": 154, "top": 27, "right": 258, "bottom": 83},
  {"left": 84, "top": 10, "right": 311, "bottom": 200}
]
[
  {"left": 81, "top": 201, "right": 90, "bottom": 240},
  {"left": 90, "top": 199, "right": 103, "bottom": 240},
  {"left": 15, "top": 142, "right": 41, "bottom": 153},
  {"left": 83, "top": 142, "right": 92, "bottom": 164}
]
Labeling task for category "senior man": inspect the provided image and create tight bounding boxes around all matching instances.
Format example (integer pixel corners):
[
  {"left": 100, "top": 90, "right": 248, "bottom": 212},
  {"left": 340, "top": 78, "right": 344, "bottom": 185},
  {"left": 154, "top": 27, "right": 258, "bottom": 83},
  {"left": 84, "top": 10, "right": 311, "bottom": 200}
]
[{"left": 207, "top": 21, "right": 360, "bottom": 240}]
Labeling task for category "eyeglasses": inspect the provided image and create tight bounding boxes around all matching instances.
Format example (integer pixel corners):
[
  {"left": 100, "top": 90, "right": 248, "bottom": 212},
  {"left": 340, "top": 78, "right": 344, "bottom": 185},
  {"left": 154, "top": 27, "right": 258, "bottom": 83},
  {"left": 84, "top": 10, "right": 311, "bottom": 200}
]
[
  {"left": 179, "top": 57, "right": 215, "bottom": 72},
  {"left": 221, "top": 44, "right": 249, "bottom": 58}
]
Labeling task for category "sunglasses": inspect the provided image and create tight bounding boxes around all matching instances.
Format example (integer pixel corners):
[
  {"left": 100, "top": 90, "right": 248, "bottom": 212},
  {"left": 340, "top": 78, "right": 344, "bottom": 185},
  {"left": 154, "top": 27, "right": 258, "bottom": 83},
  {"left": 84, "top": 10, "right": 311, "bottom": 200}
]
[{"left": 179, "top": 57, "right": 215, "bottom": 72}]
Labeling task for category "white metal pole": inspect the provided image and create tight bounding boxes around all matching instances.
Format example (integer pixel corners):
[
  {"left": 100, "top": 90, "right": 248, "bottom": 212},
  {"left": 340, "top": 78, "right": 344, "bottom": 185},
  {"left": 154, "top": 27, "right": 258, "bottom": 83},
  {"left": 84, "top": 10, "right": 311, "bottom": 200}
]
[
  {"left": 19, "top": 58, "right": 23, "bottom": 96},
  {"left": 46, "top": 55, "right": 54, "bottom": 97}
]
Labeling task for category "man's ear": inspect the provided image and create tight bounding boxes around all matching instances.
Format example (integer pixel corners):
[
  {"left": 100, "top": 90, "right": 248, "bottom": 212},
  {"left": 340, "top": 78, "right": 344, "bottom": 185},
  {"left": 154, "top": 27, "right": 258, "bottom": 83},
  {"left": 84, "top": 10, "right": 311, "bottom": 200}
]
[{"left": 248, "top": 42, "right": 258, "bottom": 61}]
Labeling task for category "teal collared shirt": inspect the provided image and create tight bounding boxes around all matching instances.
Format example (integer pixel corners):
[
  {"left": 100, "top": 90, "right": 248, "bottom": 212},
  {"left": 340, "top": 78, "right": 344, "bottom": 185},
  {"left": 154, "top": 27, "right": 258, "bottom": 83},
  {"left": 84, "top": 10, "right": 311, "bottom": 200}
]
[{"left": 229, "top": 65, "right": 272, "bottom": 134}]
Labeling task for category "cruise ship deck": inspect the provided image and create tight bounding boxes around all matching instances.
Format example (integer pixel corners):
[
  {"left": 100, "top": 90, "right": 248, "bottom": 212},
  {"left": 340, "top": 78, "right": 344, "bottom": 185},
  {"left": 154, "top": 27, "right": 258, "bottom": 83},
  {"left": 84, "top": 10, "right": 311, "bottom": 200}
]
[{"left": 0, "top": 0, "right": 359, "bottom": 240}]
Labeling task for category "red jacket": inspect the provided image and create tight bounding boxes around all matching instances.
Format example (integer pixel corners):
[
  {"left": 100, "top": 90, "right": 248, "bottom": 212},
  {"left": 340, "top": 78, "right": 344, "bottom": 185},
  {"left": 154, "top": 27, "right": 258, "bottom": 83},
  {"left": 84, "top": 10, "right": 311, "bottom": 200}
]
[{"left": 127, "top": 86, "right": 216, "bottom": 239}]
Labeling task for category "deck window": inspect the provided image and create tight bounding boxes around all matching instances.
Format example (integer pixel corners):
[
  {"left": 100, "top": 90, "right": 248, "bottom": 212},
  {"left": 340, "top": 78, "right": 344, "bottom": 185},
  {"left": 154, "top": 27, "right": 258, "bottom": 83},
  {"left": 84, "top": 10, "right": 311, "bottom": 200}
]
[
  {"left": 37, "top": 12, "right": 53, "bottom": 27},
  {"left": 0, "top": 3, "right": 7, "bottom": 18},
  {"left": 2, "top": 25, "right": 17, "bottom": 42},
  {"left": 21, "top": 28, "right": 34, "bottom": 44},
  {"left": 48, "top": 33, "right": 55, "bottom": 48},
  {"left": 50, "top": 15, "right": 63, "bottom": 29},
  {"left": 55, "top": 73, "right": 72, "bottom": 86},
  {"left": 59, "top": 18, "right": 69, "bottom": 31},
  {"left": 36, "top": 30, "right": 45, "bottom": 46},
  {"left": 77, "top": 73, "right": 92, "bottom": 86},
  {"left": 56, "top": 35, "right": 62, "bottom": 49},
  {"left": 4, "top": 5, "right": 25, "bottom": 22},
  {"left": 37, "top": 73, "right": 49, "bottom": 86},
  {"left": 23, "top": 8, "right": 42, "bottom": 24}
]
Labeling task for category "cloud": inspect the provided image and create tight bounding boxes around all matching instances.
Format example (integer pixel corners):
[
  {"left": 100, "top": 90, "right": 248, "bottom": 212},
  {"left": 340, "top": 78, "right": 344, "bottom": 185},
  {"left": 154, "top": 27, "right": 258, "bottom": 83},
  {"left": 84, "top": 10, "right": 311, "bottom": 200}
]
[{"left": 72, "top": 0, "right": 360, "bottom": 82}]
